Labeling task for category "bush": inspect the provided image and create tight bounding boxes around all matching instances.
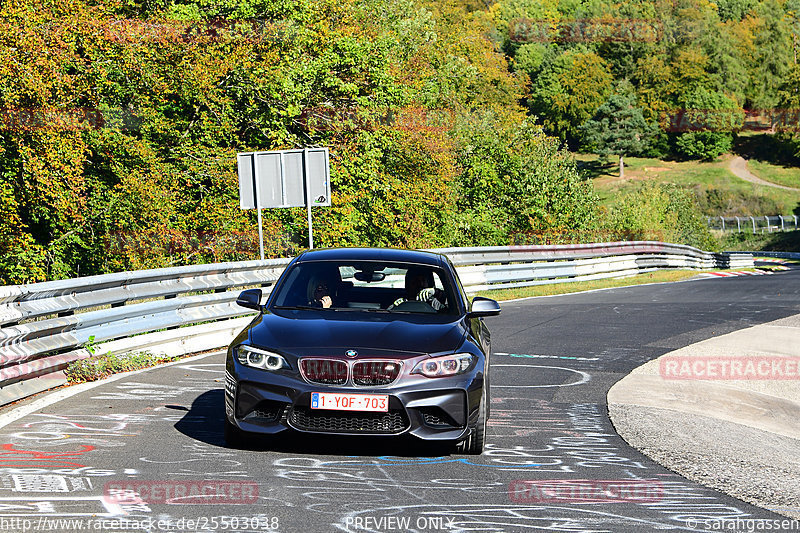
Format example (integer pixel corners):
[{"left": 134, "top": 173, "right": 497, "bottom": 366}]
[
  {"left": 609, "top": 183, "right": 719, "bottom": 250},
  {"left": 65, "top": 351, "right": 179, "bottom": 383},
  {"left": 674, "top": 131, "right": 733, "bottom": 161},
  {"left": 720, "top": 231, "right": 800, "bottom": 252},
  {"left": 695, "top": 187, "right": 782, "bottom": 216},
  {"left": 672, "top": 89, "right": 744, "bottom": 161}
]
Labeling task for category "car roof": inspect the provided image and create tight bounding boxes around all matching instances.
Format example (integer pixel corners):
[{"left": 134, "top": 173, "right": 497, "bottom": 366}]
[{"left": 295, "top": 247, "right": 446, "bottom": 267}]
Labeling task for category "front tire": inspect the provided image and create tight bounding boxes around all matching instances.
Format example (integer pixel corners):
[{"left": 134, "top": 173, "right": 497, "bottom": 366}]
[
  {"left": 224, "top": 418, "right": 248, "bottom": 448},
  {"left": 456, "top": 386, "right": 487, "bottom": 455}
]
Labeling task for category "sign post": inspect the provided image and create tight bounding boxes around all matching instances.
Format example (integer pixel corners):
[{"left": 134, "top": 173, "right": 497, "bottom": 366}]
[
  {"left": 303, "top": 148, "right": 314, "bottom": 249},
  {"left": 237, "top": 148, "right": 330, "bottom": 258},
  {"left": 253, "top": 152, "right": 265, "bottom": 260}
]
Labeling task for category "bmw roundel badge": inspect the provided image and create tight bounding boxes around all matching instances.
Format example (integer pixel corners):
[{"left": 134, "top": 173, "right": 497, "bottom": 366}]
[{"left": 345, "top": 350, "right": 358, "bottom": 358}]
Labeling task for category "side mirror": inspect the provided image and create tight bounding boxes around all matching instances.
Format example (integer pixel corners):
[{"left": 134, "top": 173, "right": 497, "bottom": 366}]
[
  {"left": 468, "top": 296, "right": 501, "bottom": 317},
  {"left": 236, "top": 289, "right": 263, "bottom": 311}
]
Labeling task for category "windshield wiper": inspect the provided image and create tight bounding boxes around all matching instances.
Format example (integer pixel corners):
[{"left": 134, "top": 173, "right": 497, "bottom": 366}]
[{"left": 273, "top": 305, "right": 326, "bottom": 311}]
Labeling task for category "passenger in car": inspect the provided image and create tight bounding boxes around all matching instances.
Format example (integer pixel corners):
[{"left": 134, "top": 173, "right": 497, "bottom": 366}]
[{"left": 389, "top": 268, "right": 448, "bottom": 311}]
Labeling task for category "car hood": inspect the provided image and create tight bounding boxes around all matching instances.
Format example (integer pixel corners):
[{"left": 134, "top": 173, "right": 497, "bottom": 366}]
[{"left": 247, "top": 311, "right": 467, "bottom": 358}]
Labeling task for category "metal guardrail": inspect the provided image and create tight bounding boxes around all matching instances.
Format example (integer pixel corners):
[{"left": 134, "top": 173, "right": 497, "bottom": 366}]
[
  {"left": 0, "top": 242, "right": 753, "bottom": 406},
  {"left": 729, "top": 251, "right": 800, "bottom": 260},
  {"left": 708, "top": 215, "right": 799, "bottom": 233}
]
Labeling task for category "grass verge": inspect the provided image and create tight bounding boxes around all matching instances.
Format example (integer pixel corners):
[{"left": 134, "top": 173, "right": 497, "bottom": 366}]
[
  {"left": 575, "top": 152, "right": 800, "bottom": 215},
  {"left": 747, "top": 160, "right": 800, "bottom": 190},
  {"left": 719, "top": 231, "right": 800, "bottom": 252},
  {"left": 476, "top": 268, "right": 764, "bottom": 301},
  {"left": 65, "top": 351, "right": 181, "bottom": 384}
]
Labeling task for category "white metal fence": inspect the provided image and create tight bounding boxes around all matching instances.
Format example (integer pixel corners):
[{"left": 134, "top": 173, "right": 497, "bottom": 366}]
[
  {"left": 708, "top": 215, "right": 800, "bottom": 233},
  {"left": 0, "top": 242, "right": 753, "bottom": 406}
]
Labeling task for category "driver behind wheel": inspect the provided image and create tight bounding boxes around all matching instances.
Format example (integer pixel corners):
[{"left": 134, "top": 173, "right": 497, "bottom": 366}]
[
  {"left": 389, "top": 268, "right": 447, "bottom": 311},
  {"left": 307, "top": 270, "right": 339, "bottom": 308}
]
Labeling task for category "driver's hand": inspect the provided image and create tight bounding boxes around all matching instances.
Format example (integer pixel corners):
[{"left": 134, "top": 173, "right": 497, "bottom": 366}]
[
  {"left": 417, "top": 288, "right": 436, "bottom": 301},
  {"left": 318, "top": 295, "right": 332, "bottom": 308}
]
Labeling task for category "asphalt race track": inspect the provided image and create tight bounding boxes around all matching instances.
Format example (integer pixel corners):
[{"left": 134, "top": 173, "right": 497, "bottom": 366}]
[{"left": 0, "top": 270, "right": 798, "bottom": 533}]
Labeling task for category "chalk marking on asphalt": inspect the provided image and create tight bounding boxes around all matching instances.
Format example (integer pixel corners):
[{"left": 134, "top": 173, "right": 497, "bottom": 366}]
[
  {"left": 176, "top": 363, "right": 226, "bottom": 373},
  {"left": 0, "top": 351, "right": 224, "bottom": 431},
  {"left": 494, "top": 352, "right": 599, "bottom": 361},
  {"left": 492, "top": 364, "right": 591, "bottom": 388}
]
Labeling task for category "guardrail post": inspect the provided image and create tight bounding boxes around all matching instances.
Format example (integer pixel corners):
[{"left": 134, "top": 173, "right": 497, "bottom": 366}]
[
  {"left": 751, "top": 217, "right": 756, "bottom": 234},
  {"left": 795, "top": 215, "right": 799, "bottom": 230},
  {"left": 765, "top": 216, "right": 771, "bottom": 233},
  {"left": 780, "top": 215, "right": 785, "bottom": 231},
  {"left": 736, "top": 217, "right": 741, "bottom": 233},
  {"left": 720, "top": 216, "right": 725, "bottom": 231}
]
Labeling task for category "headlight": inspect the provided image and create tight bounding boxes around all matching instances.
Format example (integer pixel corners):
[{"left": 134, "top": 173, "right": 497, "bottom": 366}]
[
  {"left": 234, "top": 345, "right": 289, "bottom": 371},
  {"left": 412, "top": 353, "right": 475, "bottom": 378}
]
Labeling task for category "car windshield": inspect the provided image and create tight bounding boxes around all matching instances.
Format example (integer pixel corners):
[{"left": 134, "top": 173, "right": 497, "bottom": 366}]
[{"left": 270, "top": 260, "right": 459, "bottom": 315}]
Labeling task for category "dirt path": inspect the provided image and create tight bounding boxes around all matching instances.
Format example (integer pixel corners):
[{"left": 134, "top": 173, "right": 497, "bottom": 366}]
[{"left": 729, "top": 156, "right": 800, "bottom": 191}]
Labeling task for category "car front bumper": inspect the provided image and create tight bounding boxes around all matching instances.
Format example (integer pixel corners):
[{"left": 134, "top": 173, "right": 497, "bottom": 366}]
[{"left": 225, "top": 360, "right": 484, "bottom": 441}]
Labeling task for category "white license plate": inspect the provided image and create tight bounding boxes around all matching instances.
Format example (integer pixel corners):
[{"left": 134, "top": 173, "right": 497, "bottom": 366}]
[{"left": 311, "top": 392, "right": 389, "bottom": 412}]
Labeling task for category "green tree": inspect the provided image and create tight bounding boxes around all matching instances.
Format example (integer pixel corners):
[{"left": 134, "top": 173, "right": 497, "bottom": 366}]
[
  {"left": 716, "top": 0, "right": 757, "bottom": 21},
  {"left": 777, "top": 64, "right": 800, "bottom": 156},
  {"left": 453, "top": 112, "right": 600, "bottom": 245},
  {"left": 672, "top": 88, "right": 744, "bottom": 160},
  {"left": 701, "top": 20, "right": 749, "bottom": 102},
  {"left": 581, "top": 92, "right": 657, "bottom": 178},
  {"left": 747, "top": 0, "right": 793, "bottom": 109},
  {"left": 528, "top": 48, "right": 614, "bottom": 145}
]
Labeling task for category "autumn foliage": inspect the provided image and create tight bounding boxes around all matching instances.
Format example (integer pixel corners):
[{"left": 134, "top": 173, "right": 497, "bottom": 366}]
[{"left": 1, "top": 0, "right": 605, "bottom": 283}]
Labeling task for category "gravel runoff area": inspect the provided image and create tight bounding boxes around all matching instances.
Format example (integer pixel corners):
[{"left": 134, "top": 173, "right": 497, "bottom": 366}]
[{"left": 608, "top": 313, "right": 800, "bottom": 520}]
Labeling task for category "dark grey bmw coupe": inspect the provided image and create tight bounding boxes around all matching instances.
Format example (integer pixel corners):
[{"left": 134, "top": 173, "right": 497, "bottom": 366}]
[{"left": 224, "top": 247, "right": 500, "bottom": 454}]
